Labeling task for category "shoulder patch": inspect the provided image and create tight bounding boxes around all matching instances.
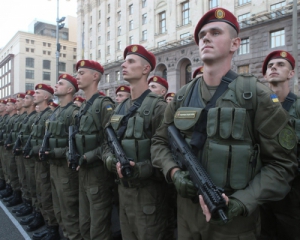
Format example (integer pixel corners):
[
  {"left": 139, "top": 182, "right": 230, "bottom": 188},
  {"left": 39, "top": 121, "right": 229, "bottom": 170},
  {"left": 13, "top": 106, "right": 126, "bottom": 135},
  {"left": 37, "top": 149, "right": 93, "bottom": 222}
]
[
  {"left": 270, "top": 94, "right": 279, "bottom": 103},
  {"left": 106, "top": 105, "right": 113, "bottom": 111},
  {"left": 279, "top": 126, "right": 297, "bottom": 150}
]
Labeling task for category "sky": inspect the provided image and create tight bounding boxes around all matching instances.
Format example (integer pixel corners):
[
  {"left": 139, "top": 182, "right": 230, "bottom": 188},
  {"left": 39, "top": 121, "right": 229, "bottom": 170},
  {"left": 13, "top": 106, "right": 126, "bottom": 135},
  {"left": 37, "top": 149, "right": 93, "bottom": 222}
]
[{"left": 0, "top": 0, "right": 77, "bottom": 48}]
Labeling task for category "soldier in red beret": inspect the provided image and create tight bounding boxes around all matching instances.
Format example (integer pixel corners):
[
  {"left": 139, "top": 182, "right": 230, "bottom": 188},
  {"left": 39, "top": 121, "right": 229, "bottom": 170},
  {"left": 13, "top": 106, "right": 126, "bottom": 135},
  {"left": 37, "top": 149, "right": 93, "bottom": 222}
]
[
  {"left": 192, "top": 66, "right": 204, "bottom": 78},
  {"left": 165, "top": 92, "right": 175, "bottom": 103},
  {"left": 151, "top": 7, "right": 297, "bottom": 240},
  {"left": 259, "top": 50, "right": 300, "bottom": 240},
  {"left": 148, "top": 76, "right": 168, "bottom": 97},
  {"left": 48, "top": 101, "right": 59, "bottom": 110},
  {"left": 115, "top": 85, "right": 130, "bottom": 103},
  {"left": 74, "top": 60, "right": 115, "bottom": 239},
  {"left": 103, "top": 44, "right": 174, "bottom": 239},
  {"left": 73, "top": 96, "right": 85, "bottom": 107},
  {"left": 0, "top": 99, "right": 9, "bottom": 191}
]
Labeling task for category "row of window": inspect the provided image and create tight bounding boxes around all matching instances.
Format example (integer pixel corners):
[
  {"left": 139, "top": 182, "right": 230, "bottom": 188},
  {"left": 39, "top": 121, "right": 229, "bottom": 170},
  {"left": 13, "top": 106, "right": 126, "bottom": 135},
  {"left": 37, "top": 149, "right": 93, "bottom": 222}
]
[
  {"left": 0, "top": 73, "right": 11, "bottom": 88},
  {"left": 0, "top": 85, "right": 11, "bottom": 98},
  {"left": 25, "top": 65, "right": 65, "bottom": 81},
  {"left": 26, "top": 59, "right": 66, "bottom": 71},
  {"left": 0, "top": 61, "right": 11, "bottom": 77}
]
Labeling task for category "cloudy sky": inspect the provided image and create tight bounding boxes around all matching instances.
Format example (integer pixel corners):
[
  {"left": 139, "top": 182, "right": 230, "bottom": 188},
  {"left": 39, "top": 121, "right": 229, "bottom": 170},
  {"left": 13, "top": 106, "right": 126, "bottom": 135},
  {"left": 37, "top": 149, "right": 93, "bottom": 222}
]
[{"left": 0, "top": 0, "right": 77, "bottom": 48}]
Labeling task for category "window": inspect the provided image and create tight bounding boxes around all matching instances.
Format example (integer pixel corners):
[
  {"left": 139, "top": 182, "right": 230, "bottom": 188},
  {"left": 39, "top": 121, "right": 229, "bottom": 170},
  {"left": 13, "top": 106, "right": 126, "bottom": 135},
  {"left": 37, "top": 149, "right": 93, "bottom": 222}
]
[
  {"left": 182, "top": 1, "right": 190, "bottom": 26},
  {"left": 117, "top": 11, "right": 121, "bottom": 21},
  {"left": 31, "top": 49, "right": 34, "bottom": 53},
  {"left": 31, "top": 40, "right": 34, "bottom": 44},
  {"left": 62, "top": 32, "right": 68, "bottom": 40},
  {"left": 98, "top": 50, "right": 101, "bottom": 58},
  {"left": 142, "top": 0, "right": 147, "bottom": 8},
  {"left": 129, "top": 20, "right": 133, "bottom": 30},
  {"left": 73, "top": 48, "right": 76, "bottom": 52},
  {"left": 142, "top": 30, "right": 147, "bottom": 41},
  {"left": 270, "top": 1, "right": 286, "bottom": 18},
  {"left": 107, "top": 32, "right": 110, "bottom": 40},
  {"left": 73, "top": 55, "right": 76, "bottom": 60},
  {"left": 99, "top": 10, "right": 101, "bottom": 19},
  {"left": 238, "top": 65, "right": 249, "bottom": 74},
  {"left": 271, "top": 29, "right": 285, "bottom": 48},
  {"left": 48, "top": 43, "right": 51, "bottom": 47},
  {"left": 238, "top": 38, "right": 250, "bottom": 55},
  {"left": 90, "top": 40, "right": 92, "bottom": 49},
  {"left": 90, "top": 16, "right": 92, "bottom": 23},
  {"left": 209, "top": 0, "right": 218, "bottom": 9},
  {"left": 129, "top": 4, "right": 133, "bottom": 15},
  {"left": 118, "top": 26, "right": 121, "bottom": 36},
  {"left": 107, "top": 18, "right": 110, "bottom": 27},
  {"left": 59, "top": 62, "right": 66, "bottom": 72},
  {"left": 118, "top": 0, "right": 121, "bottom": 7},
  {"left": 107, "top": 45, "right": 111, "bottom": 55},
  {"left": 90, "top": 27, "right": 92, "bottom": 33},
  {"left": 116, "top": 71, "right": 120, "bottom": 81},
  {"left": 238, "top": 0, "right": 251, "bottom": 5},
  {"left": 26, "top": 58, "right": 34, "bottom": 68},
  {"left": 159, "top": 11, "right": 166, "bottom": 34},
  {"left": 43, "top": 42, "right": 46, "bottom": 46},
  {"left": 117, "top": 41, "right": 121, "bottom": 50},
  {"left": 63, "top": 54, "right": 66, "bottom": 58},
  {"left": 48, "top": 51, "right": 51, "bottom": 55},
  {"left": 129, "top": 36, "right": 133, "bottom": 45},
  {"left": 238, "top": 12, "right": 250, "bottom": 21},
  {"left": 51, "top": 30, "right": 56, "bottom": 37},
  {"left": 90, "top": 53, "right": 92, "bottom": 59},
  {"left": 26, "top": 70, "right": 34, "bottom": 79},
  {"left": 142, "top": 13, "right": 147, "bottom": 25},
  {"left": 106, "top": 74, "right": 110, "bottom": 83},
  {"left": 43, "top": 50, "right": 46, "bottom": 55},
  {"left": 43, "top": 72, "right": 51, "bottom": 81},
  {"left": 43, "top": 60, "right": 51, "bottom": 69},
  {"left": 108, "top": 4, "right": 110, "bottom": 13},
  {"left": 63, "top": 46, "right": 66, "bottom": 50},
  {"left": 98, "top": 36, "right": 101, "bottom": 45},
  {"left": 26, "top": 39, "right": 29, "bottom": 43},
  {"left": 25, "top": 83, "right": 34, "bottom": 91},
  {"left": 158, "top": 40, "right": 166, "bottom": 47},
  {"left": 26, "top": 48, "right": 29, "bottom": 52}
]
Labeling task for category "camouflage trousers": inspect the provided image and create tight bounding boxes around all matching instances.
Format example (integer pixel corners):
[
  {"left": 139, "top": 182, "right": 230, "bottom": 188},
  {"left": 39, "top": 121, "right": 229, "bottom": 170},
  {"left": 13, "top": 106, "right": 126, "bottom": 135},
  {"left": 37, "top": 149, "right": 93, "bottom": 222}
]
[{"left": 23, "top": 158, "right": 35, "bottom": 204}]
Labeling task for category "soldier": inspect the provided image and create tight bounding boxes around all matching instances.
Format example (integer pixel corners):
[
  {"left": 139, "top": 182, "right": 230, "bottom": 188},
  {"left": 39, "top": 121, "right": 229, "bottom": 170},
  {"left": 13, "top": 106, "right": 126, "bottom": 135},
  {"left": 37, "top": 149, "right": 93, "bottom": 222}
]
[
  {"left": 165, "top": 92, "right": 175, "bottom": 103},
  {"left": 115, "top": 85, "right": 130, "bottom": 103},
  {"left": 71, "top": 60, "right": 115, "bottom": 239},
  {"left": 37, "top": 74, "right": 81, "bottom": 240},
  {"left": 0, "top": 98, "right": 18, "bottom": 200},
  {"left": 24, "top": 84, "right": 54, "bottom": 233},
  {"left": 73, "top": 96, "right": 85, "bottom": 107},
  {"left": 192, "top": 66, "right": 204, "bottom": 79},
  {"left": 5, "top": 93, "right": 28, "bottom": 208},
  {"left": 0, "top": 99, "right": 9, "bottom": 190},
  {"left": 148, "top": 76, "right": 168, "bottom": 97},
  {"left": 103, "top": 44, "right": 174, "bottom": 239},
  {"left": 14, "top": 90, "right": 37, "bottom": 220},
  {"left": 259, "top": 50, "right": 300, "bottom": 240},
  {"left": 151, "top": 8, "right": 297, "bottom": 240},
  {"left": 48, "top": 101, "right": 59, "bottom": 111}
]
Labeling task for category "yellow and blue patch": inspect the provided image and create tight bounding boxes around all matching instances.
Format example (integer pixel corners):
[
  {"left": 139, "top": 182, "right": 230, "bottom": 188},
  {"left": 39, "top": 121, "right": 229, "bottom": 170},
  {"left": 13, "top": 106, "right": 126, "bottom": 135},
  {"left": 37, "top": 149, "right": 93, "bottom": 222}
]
[
  {"left": 270, "top": 94, "right": 279, "bottom": 103},
  {"left": 106, "top": 105, "right": 113, "bottom": 111}
]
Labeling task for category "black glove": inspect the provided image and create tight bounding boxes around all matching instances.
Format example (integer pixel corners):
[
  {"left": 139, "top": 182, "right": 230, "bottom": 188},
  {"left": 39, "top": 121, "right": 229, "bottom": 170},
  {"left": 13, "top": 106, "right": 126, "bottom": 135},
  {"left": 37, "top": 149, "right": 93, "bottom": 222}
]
[{"left": 172, "top": 170, "right": 197, "bottom": 198}]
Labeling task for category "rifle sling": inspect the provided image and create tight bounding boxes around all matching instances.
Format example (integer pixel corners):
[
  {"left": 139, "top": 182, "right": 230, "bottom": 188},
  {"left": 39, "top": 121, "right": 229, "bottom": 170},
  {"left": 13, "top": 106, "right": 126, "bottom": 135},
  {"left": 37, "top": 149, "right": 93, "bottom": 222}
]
[
  {"left": 116, "top": 89, "right": 151, "bottom": 140},
  {"left": 282, "top": 91, "right": 297, "bottom": 112},
  {"left": 75, "top": 93, "right": 100, "bottom": 126},
  {"left": 190, "top": 70, "right": 238, "bottom": 155}
]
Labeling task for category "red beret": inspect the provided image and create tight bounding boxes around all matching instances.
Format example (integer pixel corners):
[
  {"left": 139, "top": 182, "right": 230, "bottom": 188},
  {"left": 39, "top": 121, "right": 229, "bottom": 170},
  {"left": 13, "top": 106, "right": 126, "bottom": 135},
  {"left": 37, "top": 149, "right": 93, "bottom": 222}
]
[
  {"left": 124, "top": 45, "right": 156, "bottom": 71},
  {"left": 262, "top": 50, "right": 295, "bottom": 75},
  {"left": 76, "top": 60, "right": 104, "bottom": 74},
  {"left": 192, "top": 66, "right": 204, "bottom": 78},
  {"left": 116, "top": 85, "right": 130, "bottom": 94},
  {"left": 165, "top": 92, "right": 175, "bottom": 100},
  {"left": 194, "top": 8, "right": 239, "bottom": 45},
  {"left": 16, "top": 93, "right": 26, "bottom": 99},
  {"left": 7, "top": 98, "right": 16, "bottom": 104},
  {"left": 0, "top": 99, "right": 7, "bottom": 104},
  {"left": 73, "top": 96, "right": 85, "bottom": 103},
  {"left": 49, "top": 102, "right": 59, "bottom": 108},
  {"left": 59, "top": 74, "right": 79, "bottom": 92},
  {"left": 148, "top": 76, "right": 168, "bottom": 90},
  {"left": 99, "top": 91, "right": 106, "bottom": 96},
  {"left": 26, "top": 90, "right": 35, "bottom": 96},
  {"left": 35, "top": 84, "right": 54, "bottom": 95}
]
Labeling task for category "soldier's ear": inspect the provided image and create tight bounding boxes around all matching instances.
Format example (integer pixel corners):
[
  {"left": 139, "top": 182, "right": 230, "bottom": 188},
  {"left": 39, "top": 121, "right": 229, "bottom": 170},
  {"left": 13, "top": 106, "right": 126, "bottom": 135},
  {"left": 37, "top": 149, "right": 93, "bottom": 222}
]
[{"left": 287, "top": 70, "right": 295, "bottom": 80}]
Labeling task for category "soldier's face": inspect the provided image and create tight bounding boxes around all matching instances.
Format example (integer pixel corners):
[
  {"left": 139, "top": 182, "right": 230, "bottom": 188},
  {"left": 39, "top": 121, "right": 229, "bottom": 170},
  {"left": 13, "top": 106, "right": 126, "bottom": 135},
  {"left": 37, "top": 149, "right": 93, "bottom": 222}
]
[
  {"left": 76, "top": 68, "right": 96, "bottom": 90},
  {"left": 5, "top": 102, "right": 15, "bottom": 113},
  {"left": 166, "top": 96, "right": 174, "bottom": 103},
  {"left": 148, "top": 82, "right": 166, "bottom": 96},
  {"left": 115, "top": 92, "right": 130, "bottom": 103},
  {"left": 198, "top": 22, "right": 239, "bottom": 63},
  {"left": 33, "top": 90, "right": 46, "bottom": 105},
  {"left": 0, "top": 103, "right": 5, "bottom": 112},
  {"left": 264, "top": 59, "right": 294, "bottom": 83},
  {"left": 23, "top": 95, "right": 33, "bottom": 108},
  {"left": 16, "top": 98, "right": 24, "bottom": 110},
  {"left": 121, "top": 55, "right": 149, "bottom": 82},
  {"left": 55, "top": 79, "right": 68, "bottom": 96}
]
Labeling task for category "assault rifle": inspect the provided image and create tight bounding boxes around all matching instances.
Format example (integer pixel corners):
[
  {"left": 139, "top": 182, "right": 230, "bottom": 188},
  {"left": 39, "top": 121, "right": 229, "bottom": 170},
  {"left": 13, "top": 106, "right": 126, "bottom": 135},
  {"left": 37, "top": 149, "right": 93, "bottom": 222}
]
[
  {"left": 4, "top": 130, "right": 13, "bottom": 150},
  {"left": 39, "top": 129, "right": 51, "bottom": 161},
  {"left": 23, "top": 134, "right": 33, "bottom": 157},
  {"left": 13, "top": 132, "right": 23, "bottom": 156},
  {"left": 168, "top": 124, "right": 228, "bottom": 223},
  {"left": 106, "top": 127, "right": 132, "bottom": 178},
  {"left": 68, "top": 125, "right": 80, "bottom": 170}
]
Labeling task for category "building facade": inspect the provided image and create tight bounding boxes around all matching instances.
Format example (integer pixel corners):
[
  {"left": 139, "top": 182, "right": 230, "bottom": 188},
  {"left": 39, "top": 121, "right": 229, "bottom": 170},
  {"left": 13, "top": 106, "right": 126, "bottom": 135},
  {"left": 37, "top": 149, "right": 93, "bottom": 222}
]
[
  {"left": 76, "top": 0, "right": 300, "bottom": 98},
  {"left": 0, "top": 16, "right": 77, "bottom": 98}
]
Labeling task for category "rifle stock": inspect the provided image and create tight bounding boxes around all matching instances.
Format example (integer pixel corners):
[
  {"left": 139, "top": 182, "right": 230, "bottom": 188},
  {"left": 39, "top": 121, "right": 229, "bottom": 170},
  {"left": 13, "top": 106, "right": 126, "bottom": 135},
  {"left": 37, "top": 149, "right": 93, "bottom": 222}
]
[
  {"left": 39, "top": 130, "right": 51, "bottom": 161},
  {"left": 106, "top": 127, "right": 132, "bottom": 178},
  {"left": 13, "top": 132, "right": 23, "bottom": 156},
  {"left": 168, "top": 124, "right": 228, "bottom": 223},
  {"left": 68, "top": 125, "right": 80, "bottom": 170}
]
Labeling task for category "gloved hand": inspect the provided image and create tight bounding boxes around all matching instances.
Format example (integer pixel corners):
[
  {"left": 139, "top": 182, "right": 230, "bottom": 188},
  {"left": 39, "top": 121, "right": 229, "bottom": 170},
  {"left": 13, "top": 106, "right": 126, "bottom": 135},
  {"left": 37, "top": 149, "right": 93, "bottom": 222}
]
[
  {"left": 105, "top": 154, "right": 118, "bottom": 173},
  {"left": 172, "top": 170, "right": 197, "bottom": 198},
  {"left": 209, "top": 197, "right": 246, "bottom": 225},
  {"left": 78, "top": 156, "right": 87, "bottom": 166}
]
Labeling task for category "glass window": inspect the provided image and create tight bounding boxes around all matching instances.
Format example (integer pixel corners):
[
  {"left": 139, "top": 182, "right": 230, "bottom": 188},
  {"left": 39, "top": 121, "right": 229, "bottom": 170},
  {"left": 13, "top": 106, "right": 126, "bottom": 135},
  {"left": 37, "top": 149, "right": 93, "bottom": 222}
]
[
  {"left": 43, "top": 72, "right": 51, "bottom": 81},
  {"left": 271, "top": 29, "right": 285, "bottom": 48},
  {"left": 116, "top": 71, "right": 120, "bottom": 81},
  {"left": 43, "top": 42, "right": 46, "bottom": 46},
  {"left": 26, "top": 58, "right": 34, "bottom": 68},
  {"left": 118, "top": 26, "right": 121, "bottom": 36},
  {"left": 107, "top": 32, "right": 110, "bottom": 40},
  {"left": 129, "top": 36, "right": 133, "bottom": 45},
  {"left": 99, "top": 10, "right": 101, "bottom": 19},
  {"left": 129, "top": 4, "right": 133, "bottom": 15},
  {"left": 238, "top": 0, "right": 251, "bottom": 5},
  {"left": 118, "top": 11, "right": 121, "bottom": 21},
  {"left": 106, "top": 74, "right": 110, "bottom": 83},
  {"left": 107, "top": 45, "right": 111, "bottom": 54},
  {"left": 107, "top": 17, "right": 110, "bottom": 27},
  {"left": 142, "top": 30, "right": 147, "bottom": 41},
  {"left": 182, "top": 1, "right": 190, "bottom": 25},
  {"left": 159, "top": 11, "right": 166, "bottom": 34},
  {"left": 98, "top": 50, "right": 101, "bottom": 58},
  {"left": 108, "top": 4, "right": 110, "bottom": 13},
  {"left": 142, "top": 0, "right": 147, "bottom": 8},
  {"left": 209, "top": 0, "right": 218, "bottom": 9},
  {"left": 26, "top": 70, "right": 34, "bottom": 79},
  {"left": 98, "top": 23, "right": 101, "bottom": 32},
  {"left": 158, "top": 40, "right": 166, "bottom": 47},
  {"left": 142, "top": 13, "right": 147, "bottom": 25},
  {"left": 270, "top": 1, "right": 286, "bottom": 18},
  {"left": 25, "top": 83, "right": 34, "bottom": 91},
  {"left": 238, "top": 38, "right": 250, "bottom": 55},
  {"left": 118, "top": 41, "right": 121, "bottom": 50},
  {"left": 59, "top": 62, "right": 66, "bottom": 72},
  {"left": 98, "top": 36, "right": 101, "bottom": 45},
  {"left": 43, "top": 60, "right": 51, "bottom": 69},
  {"left": 129, "top": 20, "right": 133, "bottom": 30}
]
